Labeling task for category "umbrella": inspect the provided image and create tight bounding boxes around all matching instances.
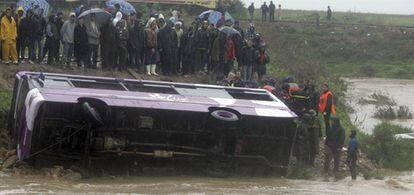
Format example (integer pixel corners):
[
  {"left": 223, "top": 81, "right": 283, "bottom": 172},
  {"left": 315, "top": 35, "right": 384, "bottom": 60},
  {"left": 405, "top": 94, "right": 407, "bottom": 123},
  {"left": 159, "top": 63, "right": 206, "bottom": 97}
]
[
  {"left": 198, "top": 10, "right": 234, "bottom": 26},
  {"left": 17, "top": 0, "right": 49, "bottom": 17},
  {"left": 198, "top": 10, "right": 221, "bottom": 25},
  {"left": 106, "top": 0, "right": 136, "bottom": 16},
  {"left": 224, "top": 11, "right": 234, "bottom": 23},
  {"left": 78, "top": 8, "right": 112, "bottom": 24},
  {"left": 219, "top": 26, "right": 241, "bottom": 37}
]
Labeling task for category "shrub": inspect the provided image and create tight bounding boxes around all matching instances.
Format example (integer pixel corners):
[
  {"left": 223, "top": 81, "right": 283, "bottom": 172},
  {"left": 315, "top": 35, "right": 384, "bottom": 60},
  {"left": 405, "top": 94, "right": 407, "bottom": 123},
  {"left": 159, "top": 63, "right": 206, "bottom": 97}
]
[
  {"left": 397, "top": 106, "right": 413, "bottom": 119},
  {"left": 364, "top": 123, "right": 414, "bottom": 171},
  {"left": 373, "top": 106, "right": 396, "bottom": 119}
]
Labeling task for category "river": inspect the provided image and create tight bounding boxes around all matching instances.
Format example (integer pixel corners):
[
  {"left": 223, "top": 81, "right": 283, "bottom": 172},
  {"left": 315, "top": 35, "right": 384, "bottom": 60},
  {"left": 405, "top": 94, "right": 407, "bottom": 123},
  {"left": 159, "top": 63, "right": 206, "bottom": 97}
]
[
  {"left": 1, "top": 173, "right": 414, "bottom": 194},
  {"left": 344, "top": 78, "right": 414, "bottom": 134}
]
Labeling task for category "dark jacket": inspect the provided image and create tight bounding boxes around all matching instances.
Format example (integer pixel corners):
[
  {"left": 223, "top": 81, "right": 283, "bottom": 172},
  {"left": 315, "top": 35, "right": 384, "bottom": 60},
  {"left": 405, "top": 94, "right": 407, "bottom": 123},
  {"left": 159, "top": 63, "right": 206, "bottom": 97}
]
[
  {"left": 241, "top": 46, "right": 255, "bottom": 66},
  {"left": 269, "top": 3, "right": 276, "bottom": 13},
  {"left": 261, "top": 4, "right": 268, "bottom": 13},
  {"left": 116, "top": 21, "right": 129, "bottom": 48},
  {"left": 33, "top": 15, "right": 46, "bottom": 38},
  {"left": 248, "top": 4, "right": 255, "bottom": 14},
  {"left": 100, "top": 21, "right": 116, "bottom": 46},
  {"left": 128, "top": 20, "right": 144, "bottom": 53},
  {"left": 74, "top": 24, "right": 88, "bottom": 56},
  {"left": 195, "top": 28, "right": 210, "bottom": 50},
  {"left": 158, "top": 26, "right": 178, "bottom": 63},
  {"left": 46, "top": 21, "right": 59, "bottom": 40},
  {"left": 325, "top": 117, "right": 345, "bottom": 149},
  {"left": 18, "top": 16, "right": 34, "bottom": 39}
]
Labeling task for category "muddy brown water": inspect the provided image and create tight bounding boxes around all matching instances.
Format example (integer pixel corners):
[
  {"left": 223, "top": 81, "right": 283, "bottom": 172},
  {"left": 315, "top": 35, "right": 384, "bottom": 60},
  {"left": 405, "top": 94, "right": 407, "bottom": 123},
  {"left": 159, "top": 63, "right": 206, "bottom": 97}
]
[
  {"left": 0, "top": 173, "right": 413, "bottom": 194},
  {"left": 345, "top": 78, "right": 414, "bottom": 134}
]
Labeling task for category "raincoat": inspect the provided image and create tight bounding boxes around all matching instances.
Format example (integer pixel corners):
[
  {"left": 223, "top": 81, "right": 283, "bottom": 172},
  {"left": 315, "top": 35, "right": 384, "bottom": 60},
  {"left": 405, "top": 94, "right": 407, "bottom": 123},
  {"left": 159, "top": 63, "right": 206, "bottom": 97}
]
[{"left": 1, "top": 15, "right": 18, "bottom": 61}]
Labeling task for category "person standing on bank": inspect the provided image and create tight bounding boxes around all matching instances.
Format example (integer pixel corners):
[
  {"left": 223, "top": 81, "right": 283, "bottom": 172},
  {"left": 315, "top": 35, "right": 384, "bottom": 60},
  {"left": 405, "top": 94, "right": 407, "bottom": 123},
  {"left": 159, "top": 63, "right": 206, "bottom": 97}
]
[
  {"left": 144, "top": 17, "right": 158, "bottom": 76},
  {"left": 324, "top": 117, "right": 345, "bottom": 174},
  {"left": 269, "top": 1, "right": 276, "bottom": 22},
  {"left": 347, "top": 130, "right": 359, "bottom": 180},
  {"left": 74, "top": 17, "right": 89, "bottom": 67},
  {"left": 327, "top": 6, "right": 332, "bottom": 22},
  {"left": 318, "top": 84, "right": 336, "bottom": 135},
  {"left": 60, "top": 12, "right": 76, "bottom": 66},
  {"left": 1, "top": 8, "right": 18, "bottom": 65},
  {"left": 261, "top": 2, "right": 268, "bottom": 22},
  {"left": 86, "top": 13, "right": 100, "bottom": 69},
  {"left": 248, "top": 3, "right": 255, "bottom": 21}
]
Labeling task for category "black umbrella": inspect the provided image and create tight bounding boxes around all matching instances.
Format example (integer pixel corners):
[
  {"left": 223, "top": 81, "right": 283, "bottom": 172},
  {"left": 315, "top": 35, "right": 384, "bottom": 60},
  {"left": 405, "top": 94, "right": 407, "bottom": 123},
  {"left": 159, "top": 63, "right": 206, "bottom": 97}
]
[{"left": 78, "top": 8, "right": 112, "bottom": 24}]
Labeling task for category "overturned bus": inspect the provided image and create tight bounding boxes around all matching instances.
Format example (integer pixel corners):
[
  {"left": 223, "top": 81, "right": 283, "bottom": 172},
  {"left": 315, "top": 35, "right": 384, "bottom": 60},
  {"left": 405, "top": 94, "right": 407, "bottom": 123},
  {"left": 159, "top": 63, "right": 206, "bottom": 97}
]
[{"left": 8, "top": 71, "right": 297, "bottom": 173}]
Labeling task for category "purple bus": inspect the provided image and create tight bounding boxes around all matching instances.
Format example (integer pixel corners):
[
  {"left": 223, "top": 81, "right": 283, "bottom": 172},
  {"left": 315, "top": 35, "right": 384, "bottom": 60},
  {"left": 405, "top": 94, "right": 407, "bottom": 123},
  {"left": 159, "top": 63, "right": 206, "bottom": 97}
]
[{"left": 8, "top": 71, "right": 297, "bottom": 172}]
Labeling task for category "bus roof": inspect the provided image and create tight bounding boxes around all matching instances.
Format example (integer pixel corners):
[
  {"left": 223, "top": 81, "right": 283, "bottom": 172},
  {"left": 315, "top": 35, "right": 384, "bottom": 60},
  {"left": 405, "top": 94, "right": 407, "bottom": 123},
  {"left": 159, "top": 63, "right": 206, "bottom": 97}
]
[{"left": 17, "top": 71, "right": 297, "bottom": 118}]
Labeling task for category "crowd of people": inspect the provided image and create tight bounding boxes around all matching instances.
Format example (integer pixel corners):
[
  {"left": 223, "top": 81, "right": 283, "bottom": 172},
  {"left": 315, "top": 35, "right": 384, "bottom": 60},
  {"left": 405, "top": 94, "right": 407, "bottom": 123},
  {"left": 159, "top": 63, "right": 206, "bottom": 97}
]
[
  {"left": 248, "top": 1, "right": 282, "bottom": 22},
  {"left": 1, "top": 3, "right": 271, "bottom": 85}
]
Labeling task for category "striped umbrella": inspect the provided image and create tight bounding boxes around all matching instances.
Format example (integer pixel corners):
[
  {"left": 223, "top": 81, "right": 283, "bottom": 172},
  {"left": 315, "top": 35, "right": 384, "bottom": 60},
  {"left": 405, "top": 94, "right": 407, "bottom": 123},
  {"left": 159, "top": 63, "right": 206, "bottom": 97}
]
[{"left": 17, "top": 0, "right": 49, "bottom": 17}]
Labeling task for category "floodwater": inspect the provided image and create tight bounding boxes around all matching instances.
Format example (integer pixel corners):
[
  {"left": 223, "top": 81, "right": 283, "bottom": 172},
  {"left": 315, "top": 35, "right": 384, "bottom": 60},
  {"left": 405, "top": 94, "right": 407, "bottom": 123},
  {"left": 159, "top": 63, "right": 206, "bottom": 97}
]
[
  {"left": 1, "top": 172, "right": 414, "bottom": 194},
  {"left": 345, "top": 78, "right": 414, "bottom": 134}
]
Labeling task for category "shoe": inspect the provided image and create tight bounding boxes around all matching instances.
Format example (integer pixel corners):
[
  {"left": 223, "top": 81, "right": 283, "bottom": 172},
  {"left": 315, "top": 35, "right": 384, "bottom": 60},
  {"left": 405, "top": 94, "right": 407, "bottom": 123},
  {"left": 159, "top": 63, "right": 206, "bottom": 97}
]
[
  {"left": 146, "top": 65, "right": 151, "bottom": 76},
  {"left": 28, "top": 60, "right": 34, "bottom": 64},
  {"left": 13, "top": 61, "right": 19, "bottom": 65},
  {"left": 150, "top": 64, "right": 158, "bottom": 76}
]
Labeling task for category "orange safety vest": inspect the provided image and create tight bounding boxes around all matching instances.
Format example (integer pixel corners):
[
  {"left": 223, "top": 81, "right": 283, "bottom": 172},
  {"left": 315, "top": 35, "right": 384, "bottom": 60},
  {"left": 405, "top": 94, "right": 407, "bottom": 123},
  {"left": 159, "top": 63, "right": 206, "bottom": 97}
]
[{"left": 318, "top": 91, "right": 336, "bottom": 116}]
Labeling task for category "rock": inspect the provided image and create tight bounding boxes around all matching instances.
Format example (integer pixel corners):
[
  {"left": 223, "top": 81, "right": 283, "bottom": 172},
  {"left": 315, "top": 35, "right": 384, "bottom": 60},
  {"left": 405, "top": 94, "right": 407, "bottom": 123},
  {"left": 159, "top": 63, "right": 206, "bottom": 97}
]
[
  {"left": 50, "top": 166, "right": 64, "bottom": 179},
  {"left": 1, "top": 155, "right": 18, "bottom": 169},
  {"left": 0, "top": 147, "right": 8, "bottom": 158},
  {"left": 5, "top": 149, "right": 16, "bottom": 158},
  {"left": 61, "top": 169, "right": 82, "bottom": 181}
]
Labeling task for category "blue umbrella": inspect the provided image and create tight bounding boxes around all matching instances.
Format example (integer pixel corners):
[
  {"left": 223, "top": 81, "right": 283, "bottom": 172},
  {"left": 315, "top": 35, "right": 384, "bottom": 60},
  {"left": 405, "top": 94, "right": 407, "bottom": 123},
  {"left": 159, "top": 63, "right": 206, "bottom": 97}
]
[
  {"left": 198, "top": 10, "right": 222, "bottom": 25},
  {"left": 106, "top": 0, "right": 136, "bottom": 16},
  {"left": 17, "top": 0, "right": 49, "bottom": 17}
]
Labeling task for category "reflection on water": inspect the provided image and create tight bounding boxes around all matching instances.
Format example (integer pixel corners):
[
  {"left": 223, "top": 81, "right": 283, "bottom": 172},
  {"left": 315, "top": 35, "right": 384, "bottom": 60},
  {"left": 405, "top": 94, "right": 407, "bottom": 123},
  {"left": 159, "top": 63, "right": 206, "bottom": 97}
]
[{"left": 345, "top": 78, "right": 414, "bottom": 134}]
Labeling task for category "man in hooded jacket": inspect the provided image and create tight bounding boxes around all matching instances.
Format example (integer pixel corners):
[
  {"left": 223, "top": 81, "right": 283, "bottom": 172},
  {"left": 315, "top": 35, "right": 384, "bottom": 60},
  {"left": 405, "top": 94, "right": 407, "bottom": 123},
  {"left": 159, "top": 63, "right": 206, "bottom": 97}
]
[
  {"left": 158, "top": 20, "right": 177, "bottom": 75},
  {"left": 127, "top": 14, "right": 145, "bottom": 71},
  {"left": 324, "top": 117, "right": 345, "bottom": 173},
  {"left": 100, "top": 18, "right": 116, "bottom": 69}
]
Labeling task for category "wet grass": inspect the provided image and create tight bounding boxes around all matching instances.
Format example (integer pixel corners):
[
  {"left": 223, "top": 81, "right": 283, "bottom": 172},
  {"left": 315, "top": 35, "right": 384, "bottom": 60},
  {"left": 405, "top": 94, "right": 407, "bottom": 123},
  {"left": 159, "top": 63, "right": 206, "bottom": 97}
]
[
  {"left": 363, "top": 122, "right": 414, "bottom": 171},
  {"left": 373, "top": 106, "right": 413, "bottom": 120},
  {"left": 358, "top": 92, "right": 396, "bottom": 106}
]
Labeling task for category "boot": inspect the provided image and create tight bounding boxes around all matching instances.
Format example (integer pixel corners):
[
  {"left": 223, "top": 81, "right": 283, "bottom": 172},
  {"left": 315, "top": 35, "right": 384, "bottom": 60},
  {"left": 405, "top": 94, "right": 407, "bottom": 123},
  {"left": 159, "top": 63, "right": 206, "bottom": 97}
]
[
  {"left": 151, "top": 64, "right": 158, "bottom": 76},
  {"left": 146, "top": 65, "right": 151, "bottom": 76}
]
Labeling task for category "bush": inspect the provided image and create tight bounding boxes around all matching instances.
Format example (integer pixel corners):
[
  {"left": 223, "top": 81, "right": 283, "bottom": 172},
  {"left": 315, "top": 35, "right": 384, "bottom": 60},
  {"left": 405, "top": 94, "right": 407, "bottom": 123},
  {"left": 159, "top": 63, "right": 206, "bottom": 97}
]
[
  {"left": 373, "top": 106, "right": 396, "bottom": 119},
  {"left": 397, "top": 106, "right": 413, "bottom": 119},
  {"left": 373, "top": 105, "right": 413, "bottom": 120},
  {"left": 364, "top": 123, "right": 414, "bottom": 171}
]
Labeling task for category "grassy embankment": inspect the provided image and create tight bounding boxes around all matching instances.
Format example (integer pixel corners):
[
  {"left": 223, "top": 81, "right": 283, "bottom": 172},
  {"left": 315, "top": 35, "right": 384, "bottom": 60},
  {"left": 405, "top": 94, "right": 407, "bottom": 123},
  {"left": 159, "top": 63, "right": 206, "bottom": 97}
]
[{"left": 246, "top": 9, "right": 414, "bottom": 27}]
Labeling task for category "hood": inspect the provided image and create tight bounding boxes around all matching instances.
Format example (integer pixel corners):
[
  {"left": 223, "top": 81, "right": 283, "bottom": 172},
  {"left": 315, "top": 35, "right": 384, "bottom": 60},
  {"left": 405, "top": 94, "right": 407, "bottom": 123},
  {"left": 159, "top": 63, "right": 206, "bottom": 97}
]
[
  {"left": 146, "top": 17, "right": 156, "bottom": 29},
  {"left": 331, "top": 116, "right": 341, "bottom": 127},
  {"left": 17, "top": 6, "right": 24, "bottom": 13},
  {"left": 112, "top": 11, "right": 123, "bottom": 27}
]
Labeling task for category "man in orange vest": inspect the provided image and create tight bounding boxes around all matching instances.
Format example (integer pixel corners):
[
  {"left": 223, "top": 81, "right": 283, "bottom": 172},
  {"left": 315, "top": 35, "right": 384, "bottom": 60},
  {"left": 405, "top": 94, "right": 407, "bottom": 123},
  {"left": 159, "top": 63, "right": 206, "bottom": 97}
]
[{"left": 318, "top": 84, "right": 336, "bottom": 135}]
